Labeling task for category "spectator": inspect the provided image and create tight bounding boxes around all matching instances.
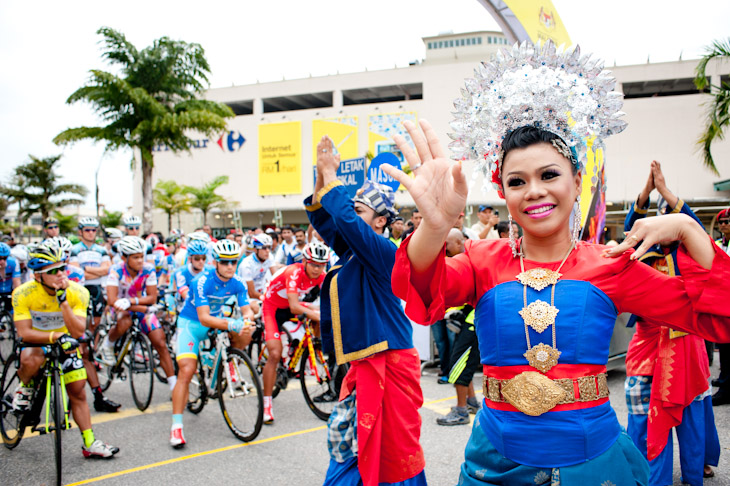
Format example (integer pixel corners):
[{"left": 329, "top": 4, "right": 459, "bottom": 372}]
[
  {"left": 389, "top": 217, "right": 405, "bottom": 247},
  {"left": 274, "top": 226, "right": 297, "bottom": 264},
  {"left": 454, "top": 211, "right": 479, "bottom": 240},
  {"left": 470, "top": 205, "right": 500, "bottom": 239},
  {"left": 402, "top": 208, "right": 421, "bottom": 239},
  {"left": 286, "top": 228, "right": 308, "bottom": 264},
  {"left": 495, "top": 220, "right": 520, "bottom": 239}
]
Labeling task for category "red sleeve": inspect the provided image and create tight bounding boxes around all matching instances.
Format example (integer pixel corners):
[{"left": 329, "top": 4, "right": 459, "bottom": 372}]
[
  {"left": 285, "top": 265, "right": 300, "bottom": 296},
  {"left": 602, "top": 238, "right": 730, "bottom": 343},
  {"left": 392, "top": 235, "right": 477, "bottom": 325}
]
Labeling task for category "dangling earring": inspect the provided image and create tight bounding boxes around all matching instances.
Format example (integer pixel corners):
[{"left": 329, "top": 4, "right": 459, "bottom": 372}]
[
  {"left": 572, "top": 196, "right": 582, "bottom": 243},
  {"left": 508, "top": 213, "right": 520, "bottom": 257}
]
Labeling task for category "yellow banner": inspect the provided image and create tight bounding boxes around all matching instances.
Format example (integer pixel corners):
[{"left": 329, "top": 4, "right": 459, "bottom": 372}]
[
  {"left": 503, "top": 0, "right": 571, "bottom": 46},
  {"left": 258, "top": 121, "right": 301, "bottom": 196},
  {"left": 367, "top": 112, "right": 417, "bottom": 163},
  {"left": 312, "top": 117, "right": 358, "bottom": 165}
]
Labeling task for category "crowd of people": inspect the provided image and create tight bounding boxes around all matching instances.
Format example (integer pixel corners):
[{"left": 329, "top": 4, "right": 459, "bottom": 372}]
[{"left": 3, "top": 40, "right": 730, "bottom": 486}]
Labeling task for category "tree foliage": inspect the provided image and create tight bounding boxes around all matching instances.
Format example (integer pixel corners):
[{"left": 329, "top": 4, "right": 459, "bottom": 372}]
[
  {"left": 153, "top": 179, "right": 191, "bottom": 232},
  {"left": 694, "top": 38, "right": 730, "bottom": 176},
  {"left": 0, "top": 154, "right": 87, "bottom": 222},
  {"left": 54, "top": 27, "right": 234, "bottom": 233},
  {"left": 184, "top": 175, "right": 232, "bottom": 225},
  {"left": 99, "top": 209, "right": 123, "bottom": 229},
  {"left": 54, "top": 211, "right": 78, "bottom": 236}
]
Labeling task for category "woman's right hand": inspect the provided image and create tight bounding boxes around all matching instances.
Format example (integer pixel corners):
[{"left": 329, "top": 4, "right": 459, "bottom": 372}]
[{"left": 382, "top": 120, "right": 468, "bottom": 236}]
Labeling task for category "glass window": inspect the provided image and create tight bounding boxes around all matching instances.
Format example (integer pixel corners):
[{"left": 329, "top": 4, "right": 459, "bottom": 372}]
[
  {"left": 466, "top": 38, "right": 471, "bottom": 46},
  {"left": 427, "top": 42, "right": 432, "bottom": 49},
  {"left": 478, "top": 37, "right": 482, "bottom": 44},
  {"left": 487, "top": 36, "right": 492, "bottom": 44}
]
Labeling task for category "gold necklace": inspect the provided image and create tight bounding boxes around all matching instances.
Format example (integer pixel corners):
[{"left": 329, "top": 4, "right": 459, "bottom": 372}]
[{"left": 517, "top": 241, "right": 574, "bottom": 373}]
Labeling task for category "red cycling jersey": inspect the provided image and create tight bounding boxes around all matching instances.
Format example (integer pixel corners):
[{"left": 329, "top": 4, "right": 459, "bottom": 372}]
[{"left": 263, "top": 263, "right": 324, "bottom": 309}]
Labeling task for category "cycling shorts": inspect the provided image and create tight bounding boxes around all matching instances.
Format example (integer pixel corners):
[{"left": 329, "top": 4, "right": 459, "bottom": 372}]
[
  {"left": 176, "top": 315, "right": 209, "bottom": 361},
  {"left": 85, "top": 285, "right": 105, "bottom": 318},
  {"left": 111, "top": 310, "right": 162, "bottom": 335},
  {"left": 262, "top": 301, "right": 309, "bottom": 341}
]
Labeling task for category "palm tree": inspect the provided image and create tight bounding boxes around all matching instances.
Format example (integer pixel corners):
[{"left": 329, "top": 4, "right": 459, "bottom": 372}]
[
  {"left": 153, "top": 180, "right": 191, "bottom": 233},
  {"left": 184, "top": 175, "right": 232, "bottom": 225},
  {"left": 99, "top": 209, "right": 123, "bottom": 229},
  {"left": 54, "top": 211, "right": 78, "bottom": 236},
  {"left": 0, "top": 155, "right": 87, "bottom": 241},
  {"left": 53, "top": 27, "right": 234, "bottom": 233},
  {"left": 694, "top": 38, "right": 730, "bottom": 176}
]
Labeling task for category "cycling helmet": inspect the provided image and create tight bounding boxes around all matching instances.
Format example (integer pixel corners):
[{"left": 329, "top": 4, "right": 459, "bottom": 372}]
[
  {"left": 170, "top": 228, "right": 184, "bottom": 238},
  {"left": 0, "top": 242, "right": 10, "bottom": 258},
  {"left": 146, "top": 234, "right": 160, "bottom": 247},
  {"left": 303, "top": 240, "right": 330, "bottom": 264},
  {"left": 45, "top": 236, "right": 73, "bottom": 256},
  {"left": 10, "top": 245, "right": 28, "bottom": 262},
  {"left": 44, "top": 217, "right": 59, "bottom": 227},
  {"left": 212, "top": 240, "right": 241, "bottom": 261},
  {"left": 251, "top": 234, "right": 273, "bottom": 249},
  {"left": 123, "top": 215, "right": 142, "bottom": 227},
  {"left": 105, "top": 228, "right": 124, "bottom": 240},
  {"left": 118, "top": 236, "right": 147, "bottom": 256},
  {"left": 187, "top": 231, "right": 210, "bottom": 243},
  {"left": 78, "top": 217, "right": 99, "bottom": 229},
  {"left": 28, "top": 240, "right": 68, "bottom": 270},
  {"left": 165, "top": 235, "right": 178, "bottom": 245},
  {"left": 187, "top": 240, "right": 208, "bottom": 256}
]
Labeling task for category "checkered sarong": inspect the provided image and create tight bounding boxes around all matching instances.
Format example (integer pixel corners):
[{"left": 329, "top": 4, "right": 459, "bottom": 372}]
[
  {"left": 327, "top": 391, "right": 358, "bottom": 462},
  {"left": 625, "top": 376, "right": 651, "bottom": 415}
]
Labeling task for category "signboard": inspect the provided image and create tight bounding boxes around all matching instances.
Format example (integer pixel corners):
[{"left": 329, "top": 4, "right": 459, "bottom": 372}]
[
  {"left": 367, "top": 153, "right": 401, "bottom": 192},
  {"left": 478, "top": 0, "right": 571, "bottom": 46},
  {"left": 313, "top": 157, "right": 366, "bottom": 198},
  {"left": 258, "top": 121, "right": 301, "bottom": 196},
  {"left": 367, "top": 112, "right": 417, "bottom": 166},
  {"left": 312, "top": 117, "right": 358, "bottom": 165}
]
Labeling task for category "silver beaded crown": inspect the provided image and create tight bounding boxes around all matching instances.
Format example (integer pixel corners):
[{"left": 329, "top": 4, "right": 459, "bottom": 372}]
[{"left": 448, "top": 40, "right": 627, "bottom": 197}]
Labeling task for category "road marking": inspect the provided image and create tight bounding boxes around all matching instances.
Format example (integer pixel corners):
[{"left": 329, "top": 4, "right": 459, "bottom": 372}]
[{"left": 65, "top": 395, "right": 460, "bottom": 485}]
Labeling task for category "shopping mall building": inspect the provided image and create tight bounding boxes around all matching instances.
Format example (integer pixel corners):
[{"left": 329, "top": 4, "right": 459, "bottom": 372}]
[{"left": 136, "top": 30, "right": 730, "bottom": 241}]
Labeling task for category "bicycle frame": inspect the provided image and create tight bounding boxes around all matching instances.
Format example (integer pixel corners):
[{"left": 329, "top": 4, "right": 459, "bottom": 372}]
[
  {"left": 287, "top": 320, "right": 331, "bottom": 385},
  {"left": 199, "top": 332, "right": 247, "bottom": 399}
]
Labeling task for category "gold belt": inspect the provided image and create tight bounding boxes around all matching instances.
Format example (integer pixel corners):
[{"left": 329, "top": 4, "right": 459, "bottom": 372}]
[{"left": 482, "top": 371, "right": 610, "bottom": 416}]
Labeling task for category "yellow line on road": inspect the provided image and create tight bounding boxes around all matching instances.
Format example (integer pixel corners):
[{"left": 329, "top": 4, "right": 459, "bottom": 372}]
[{"left": 66, "top": 395, "right": 460, "bottom": 485}]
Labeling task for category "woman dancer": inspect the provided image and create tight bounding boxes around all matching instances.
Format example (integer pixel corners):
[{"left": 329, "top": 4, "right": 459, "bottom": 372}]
[{"left": 383, "top": 42, "right": 730, "bottom": 485}]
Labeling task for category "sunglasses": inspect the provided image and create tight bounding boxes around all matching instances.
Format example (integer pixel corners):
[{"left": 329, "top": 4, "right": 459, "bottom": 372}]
[
  {"left": 0, "top": 257, "right": 6, "bottom": 261},
  {"left": 719, "top": 220, "right": 730, "bottom": 225},
  {"left": 126, "top": 226, "right": 141, "bottom": 230},
  {"left": 217, "top": 259, "right": 239, "bottom": 266},
  {"left": 40, "top": 265, "right": 67, "bottom": 275},
  {"left": 190, "top": 256, "right": 206, "bottom": 261},
  {"left": 46, "top": 225, "right": 59, "bottom": 230},
  {"left": 82, "top": 228, "right": 97, "bottom": 233}
]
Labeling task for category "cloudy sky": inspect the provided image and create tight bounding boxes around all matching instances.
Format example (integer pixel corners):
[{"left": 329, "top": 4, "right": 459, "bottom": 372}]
[{"left": 1, "top": 0, "right": 728, "bottom": 214}]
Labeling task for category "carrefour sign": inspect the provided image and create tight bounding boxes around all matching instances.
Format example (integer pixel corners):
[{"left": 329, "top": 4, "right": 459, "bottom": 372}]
[{"left": 153, "top": 130, "right": 246, "bottom": 153}]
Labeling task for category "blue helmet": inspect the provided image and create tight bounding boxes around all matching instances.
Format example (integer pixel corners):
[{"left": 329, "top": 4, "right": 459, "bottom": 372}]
[
  {"left": 187, "top": 240, "right": 208, "bottom": 256},
  {"left": 0, "top": 242, "right": 10, "bottom": 258}
]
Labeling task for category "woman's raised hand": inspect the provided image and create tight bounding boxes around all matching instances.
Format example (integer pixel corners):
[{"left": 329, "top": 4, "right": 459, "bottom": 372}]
[{"left": 382, "top": 120, "right": 468, "bottom": 236}]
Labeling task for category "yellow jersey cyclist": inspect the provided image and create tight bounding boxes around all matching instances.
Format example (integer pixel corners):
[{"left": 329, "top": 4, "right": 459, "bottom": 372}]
[
  {"left": 11, "top": 240, "right": 119, "bottom": 458},
  {"left": 171, "top": 239, "right": 255, "bottom": 448}
]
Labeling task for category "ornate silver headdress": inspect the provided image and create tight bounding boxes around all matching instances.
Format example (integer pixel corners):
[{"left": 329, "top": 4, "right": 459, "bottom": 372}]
[{"left": 448, "top": 41, "right": 627, "bottom": 198}]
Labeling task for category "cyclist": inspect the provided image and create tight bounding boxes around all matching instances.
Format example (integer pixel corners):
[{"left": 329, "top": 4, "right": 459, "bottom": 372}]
[
  {"left": 122, "top": 215, "right": 142, "bottom": 237},
  {"left": 261, "top": 240, "right": 329, "bottom": 424},
  {"left": 0, "top": 241, "right": 21, "bottom": 312},
  {"left": 171, "top": 240, "right": 212, "bottom": 305},
  {"left": 69, "top": 217, "right": 120, "bottom": 413},
  {"left": 42, "top": 217, "right": 60, "bottom": 239},
  {"left": 11, "top": 240, "right": 119, "bottom": 458},
  {"left": 10, "top": 245, "right": 31, "bottom": 284},
  {"left": 145, "top": 234, "right": 170, "bottom": 286},
  {"left": 99, "top": 236, "right": 177, "bottom": 393},
  {"left": 170, "top": 239, "right": 254, "bottom": 448},
  {"left": 237, "top": 234, "right": 275, "bottom": 312},
  {"left": 104, "top": 228, "right": 124, "bottom": 265}
]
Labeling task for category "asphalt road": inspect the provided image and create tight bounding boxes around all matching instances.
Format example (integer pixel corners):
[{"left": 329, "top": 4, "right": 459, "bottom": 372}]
[{"left": 2, "top": 359, "right": 730, "bottom": 486}]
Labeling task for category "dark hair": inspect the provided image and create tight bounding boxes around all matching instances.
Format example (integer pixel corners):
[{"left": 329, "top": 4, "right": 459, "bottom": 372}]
[
  {"left": 281, "top": 226, "right": 294, "bottom": 233},
  {"left": 501, "top": 126, "right": 578, "bottom": 175},
  {"left": 412, "top": 208, "right": 420, "bottom": 214},
  {"left": 294, "top": 228, "right": 305, "bottom": 235}
]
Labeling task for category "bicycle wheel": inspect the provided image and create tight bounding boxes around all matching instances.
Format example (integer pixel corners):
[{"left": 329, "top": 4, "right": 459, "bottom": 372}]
[
  {"left": 187, "top": 359, "right": 207, "bottom": 414},
  {"left": 128, "top": 334, "right": 154, "bottom": 411},
  {"left": 300, "top": 348, "right": 338, "bottom": 421},
  {"left": 0, "top": 311, "right": 16, "bottom": 365},
  {"left": 91, "top": 322, "right": 113, "bottom": 392},
  {"left": 217, "top": 349, "right": 263, "bottom": 442},
  {"left": 0, "top": 355, "right": 24, "bottom": 448},
  {"left": 248, "top": 332, "right": 287, "bottom": 398},
  {"left": 49, "top": 368, "right": 64, "bottom": 486}
]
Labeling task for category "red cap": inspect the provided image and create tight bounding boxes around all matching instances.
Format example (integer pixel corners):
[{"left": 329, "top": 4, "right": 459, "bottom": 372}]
[{"left": 718, "top": 208, "right": 730, "bottom": 220}]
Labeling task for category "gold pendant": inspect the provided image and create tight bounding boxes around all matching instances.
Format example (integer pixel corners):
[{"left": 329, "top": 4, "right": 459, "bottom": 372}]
[
  {"left": 516, "top": 268, "right": 561, "bottom": 291},
  {"left": 524, "top": 343, "right": 561, "bottom": 373},
  {"left": 519, "top": 300, "right": 558, "bottom": 333}
]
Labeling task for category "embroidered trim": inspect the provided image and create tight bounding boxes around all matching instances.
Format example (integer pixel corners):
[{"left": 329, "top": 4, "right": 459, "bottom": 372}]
[
  {"left": 330, "top": 270, "right": 388, "bottom": 364},
  {"left": 304, "top": 201, "right": 322, "bottom": 212},
  {"left": 316, "top": 180, "right": 344, "bottom": 204}
]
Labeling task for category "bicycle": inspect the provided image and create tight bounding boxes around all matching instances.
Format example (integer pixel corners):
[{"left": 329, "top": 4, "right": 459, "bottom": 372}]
[
  {"left": 91, "top": 311, "right": 154, "bottom": 411},
  {"left": 151, "top": 287, "right": 178, "bottom": 384},
  {"left": 0, "top": 335, "right": 90, "bottom": 486},
  {"left": 185, "top": 327, "right": 264, "bottom": 442},
  {"left": 0, "top": 295, "right": 16, "bottom": 365},
  {"left": 249, "top": 315, "right": 348, "bottom": 421}
]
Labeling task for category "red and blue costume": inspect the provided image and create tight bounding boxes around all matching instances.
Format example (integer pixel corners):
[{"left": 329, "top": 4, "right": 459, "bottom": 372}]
[{"left": 393, "top": 236, "right": 730, "bottom": 484}]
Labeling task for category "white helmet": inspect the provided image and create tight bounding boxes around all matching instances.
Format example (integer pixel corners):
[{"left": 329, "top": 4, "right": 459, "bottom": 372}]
[
  {"left": 118, "top": 236, "right": 147, "bottom": 256},
  {"left": 10, "top": 244, "right": 29, "bottom": 262},
  {"left": 187, "top": 231, "right": 210, "bottom": 243},
  {"left": 44, "top": 236, "right": 73, "bottom": 256},
  {"left": 123, "top": 215, "right": 142, "bottom": 227},
  {"left": 78, "top": 217, "right": 99, "bottom": 229},
  {"left": 303, "top": 240, "right": 330, "bottom": 264},
  {"left": 212, "top": 239, "right": 241, "bottom": 261},
  {"left": 251, "top": 233, "right": 273, "bottom": 249},
  {"left": 105, "top": 228, "right": 124, "bottom": 240}
]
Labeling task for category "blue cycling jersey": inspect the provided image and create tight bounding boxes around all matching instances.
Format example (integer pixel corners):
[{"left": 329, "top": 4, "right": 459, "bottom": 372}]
[
  {"left": 0, "top": 257, "right": 21, "bottom": 294},
  {"left": 179, "top": 268, "right": 249, "bottom": 321},
  {"left": 173, "top": 264, "right": 214, "bottom": 299}
]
